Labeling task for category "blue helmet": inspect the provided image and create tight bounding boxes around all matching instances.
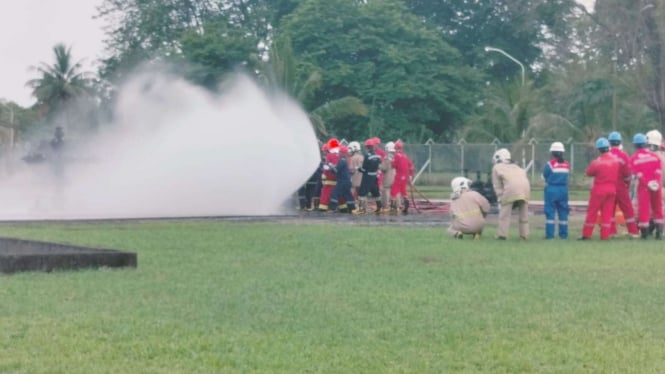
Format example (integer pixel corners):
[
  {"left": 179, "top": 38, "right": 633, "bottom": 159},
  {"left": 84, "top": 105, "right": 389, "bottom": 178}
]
[
  {"left": 608, "top": 131, "right": 622, "bottom": 142},
  {"left": 633, "top": 133, "right": 647, "bottom": 145},
  {"left": 595, "top": 137, "right": 610, "bottom": 149}
]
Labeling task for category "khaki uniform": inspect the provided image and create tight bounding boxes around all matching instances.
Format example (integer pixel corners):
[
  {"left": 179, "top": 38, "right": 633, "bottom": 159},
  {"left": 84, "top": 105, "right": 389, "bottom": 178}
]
[
  {"left": 448, "top": 190, "right": 491, "bottom": 236},
  {"left": 350, "top": 153, "right": 364, "bottom": 195},
  {"left": 492, "top": 162, "right": 531, "bottom": 238},
  {"left": 379, "top": 153, "right": 396, "bottom": 208}
]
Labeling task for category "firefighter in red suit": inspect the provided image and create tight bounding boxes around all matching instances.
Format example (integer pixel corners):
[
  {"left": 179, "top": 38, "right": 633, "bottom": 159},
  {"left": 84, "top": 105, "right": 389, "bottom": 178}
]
[
  {"left": 390, "top": 140, "right": 415, "bottom": 214},
  {"left": 608, "top": 131, "right": 640, "bottom": 237},
  {"left": 318, "top": 138, "right": 341, "bottom": 211},
  {"left": 580, "top": 137, "right": 619, "bottom": 240},
  {"left": 630, "top": 133, "right": 664, "bottom": 239}
]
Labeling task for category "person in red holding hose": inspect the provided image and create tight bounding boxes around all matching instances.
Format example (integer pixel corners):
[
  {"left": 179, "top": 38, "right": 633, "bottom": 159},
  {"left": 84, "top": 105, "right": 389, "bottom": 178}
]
[
  {"left": 579, "top": 137, "right": 620, "bottom": 240},
  {"left": 390, "top": 140, "right": 415, "bottom": 215},
  {"left": 630, "top": 133, "right": 664, "bottom": 239}
]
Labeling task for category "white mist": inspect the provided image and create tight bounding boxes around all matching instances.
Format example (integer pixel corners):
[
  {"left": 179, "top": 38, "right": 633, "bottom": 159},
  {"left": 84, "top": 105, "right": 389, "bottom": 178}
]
[{"left": 0, "top": 73, "right": 320, "bottom": 219}]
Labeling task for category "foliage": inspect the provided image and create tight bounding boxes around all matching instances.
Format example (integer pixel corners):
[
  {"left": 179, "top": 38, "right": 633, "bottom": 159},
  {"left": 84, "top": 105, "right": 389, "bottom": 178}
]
[
  {"left": 257, "top": 36, "right": 368, "bottom": 139},
  {"left": 280, "top": 0, "right": 482, "bottom": 141},
  {"left": 2, "top": 221, "right": 665, "bottom": 372}
]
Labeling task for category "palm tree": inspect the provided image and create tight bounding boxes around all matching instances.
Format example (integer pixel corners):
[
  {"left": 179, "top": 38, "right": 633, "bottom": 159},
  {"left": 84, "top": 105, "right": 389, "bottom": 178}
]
[
  {"left": 26, "top": 44, "right": 93, "bottom": 119},
  {"left": 258, "top": 36, "right": 368, "bottom": 140}
]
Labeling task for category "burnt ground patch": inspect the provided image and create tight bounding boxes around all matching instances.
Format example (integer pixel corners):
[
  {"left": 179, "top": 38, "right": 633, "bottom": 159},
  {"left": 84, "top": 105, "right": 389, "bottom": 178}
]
[{"left": 0, "top": 237, "right": 137, "bottom": 274}]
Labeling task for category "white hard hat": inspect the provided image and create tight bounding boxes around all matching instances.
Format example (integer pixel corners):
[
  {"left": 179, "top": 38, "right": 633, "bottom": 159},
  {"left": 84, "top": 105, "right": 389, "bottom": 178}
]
[
  {"left": 646, "top": 130, "right": 663, "bottom": 146},
  {"left": 348, "top": 141, "right": 361, "bottom": 153},
  {"left": 451, "top": 177, "right": 472, "bottom": 194},
  {"left": 549, "top": 142, "right": 565, "bottom": 153},
  {"left": 492, "top": 148, "right": 511, "bottom": 164},
  {"left": 385, "top": 141, "right": 395, "bottom": 153}
]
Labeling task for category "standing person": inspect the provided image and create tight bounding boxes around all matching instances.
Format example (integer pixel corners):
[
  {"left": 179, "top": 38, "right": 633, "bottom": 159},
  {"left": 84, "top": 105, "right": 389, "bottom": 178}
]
[
  {"left": 390, "top": 140, "right": 415, "bottom": 215},
  {"left": 542, "top": 142, "right": 570, "bottom": 239},
  {"left": 448, "top": 177, "right": 491, "bottom": 239},
  {"left": 379, "top": 142, "right": 396, "bottom": 214},
  {"left": 318, "top": 138, "right": 340, "bottom": 212},
  {"left": 608, "top": 131, "right": 640, "bottom": 237},
  {"left": 630, "top": 133, "right": 663, "bottom": 239},
  {"left": 580, "top": 137, "right": 620, "bottom": 240},
  {"left": 348, "top": 141, "right": 364, "bottom": 203},
  {"left": 352, "top": 138, "right": 382, "bottom": 215},
  {"left": 646, "top": 129, "right": 665, "bottom": 235},
  {"left": 491, "top": 148, "right": 530, "bottom": 240},
  {"left": 328, "top": 145, "right": 356, "bottom": 213}
]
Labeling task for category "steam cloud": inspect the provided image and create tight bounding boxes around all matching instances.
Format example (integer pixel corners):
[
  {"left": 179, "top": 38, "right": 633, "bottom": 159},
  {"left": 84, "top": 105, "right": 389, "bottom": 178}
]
[{"left": 0, "top": 73, "right": 320, "bottom": 219}]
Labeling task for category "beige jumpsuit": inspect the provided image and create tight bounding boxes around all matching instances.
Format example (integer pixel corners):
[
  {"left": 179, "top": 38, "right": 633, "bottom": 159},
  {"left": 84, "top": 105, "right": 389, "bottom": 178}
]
[
  {"left": 350, "top": 152, "right": 364, "bottom": 198},
  {"left": 379, "top": 152, "right": 396, "bottom": 209},
  {"left": 492, "top": 162, "right": 531, "bottom": 238},
  {"left": 448, "top": 190, "right": 491, "bottom": 236}
]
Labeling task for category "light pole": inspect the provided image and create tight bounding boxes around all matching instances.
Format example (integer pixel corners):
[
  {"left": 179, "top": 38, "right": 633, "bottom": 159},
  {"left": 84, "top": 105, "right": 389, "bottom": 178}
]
[{"left": 484, "top": 46, "right": 525, "bottom": 86}]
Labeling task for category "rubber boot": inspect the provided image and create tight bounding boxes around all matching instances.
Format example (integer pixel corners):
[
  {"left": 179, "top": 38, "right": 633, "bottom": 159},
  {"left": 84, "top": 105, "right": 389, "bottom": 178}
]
[
  {"left": 352, "top": 199, "right": 366, "bottom": 215},
  {"left": 402, "top": 199, "right": 410, "bottom": 215},
  {"left": 656, "top": 225, "right": 663, "bottom": 240},
  {"left": 641, "top": 228, "right": 649, "bottom": 239},
  {"left": 306, "top": 197, "right": 319, "bottom": 212},
  {"left": 649, "top": 219, "right": 656, "bottom": 236},
  {"left": 389, "top": 200, "right": 398, "bottom": 215},
  {"left": 374, "top": 200, "right": 383, "bottom": 214}
]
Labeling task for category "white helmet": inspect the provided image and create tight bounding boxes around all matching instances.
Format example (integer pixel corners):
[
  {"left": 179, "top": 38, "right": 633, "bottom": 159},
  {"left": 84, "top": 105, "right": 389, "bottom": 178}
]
[
  {"left": 646, "top": 130, "right": 663, "bottom": 147},
  {"left": 492, "top": 148, "right": 511, "bottom": 164},
  {"left": 385, "top": 141, "right": 395, "bottom": 153},
  {"left": 451, "top": 177, "right": 472, "bottom": 194},
  {"left": 348, "top": 141, "right": 361, "bottom": 153},
  {"left": 549, "top": 142, "right": 565, "bottom": 153}
]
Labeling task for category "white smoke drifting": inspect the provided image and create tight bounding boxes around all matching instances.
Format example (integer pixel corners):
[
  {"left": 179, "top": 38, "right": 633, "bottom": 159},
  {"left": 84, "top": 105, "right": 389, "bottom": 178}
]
[{"left": 0, "top": 73, "right": 320, "bottom": 219}]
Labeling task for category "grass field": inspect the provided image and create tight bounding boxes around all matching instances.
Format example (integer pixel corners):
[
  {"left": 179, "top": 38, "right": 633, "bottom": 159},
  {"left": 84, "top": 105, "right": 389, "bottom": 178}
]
[{"left": 1, "top": 218, "right": 665, "bottom": 373}]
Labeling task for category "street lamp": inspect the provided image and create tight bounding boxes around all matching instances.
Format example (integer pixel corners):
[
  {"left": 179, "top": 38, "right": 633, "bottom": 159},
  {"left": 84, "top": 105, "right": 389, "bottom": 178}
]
[{"left": 484, "top": 46, "right": 525, "bottom": 86}]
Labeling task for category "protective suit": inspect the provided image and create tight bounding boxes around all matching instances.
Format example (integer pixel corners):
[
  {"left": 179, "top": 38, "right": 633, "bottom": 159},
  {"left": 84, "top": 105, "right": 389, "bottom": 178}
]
[
  {"left": 630, "top": 133, "right": 663, "bottom": 238},
  {"left": 542, "top": 142, "right": 570, "bottom": 239},
  {"left": 581, "top": 138, "right": 619, "bottom": 240},
  {"left": 448, "top": 177, "right": 491, "bottom": 239},
  {"left": 491, "top": 148, "right": 531, "bottom": 240}
]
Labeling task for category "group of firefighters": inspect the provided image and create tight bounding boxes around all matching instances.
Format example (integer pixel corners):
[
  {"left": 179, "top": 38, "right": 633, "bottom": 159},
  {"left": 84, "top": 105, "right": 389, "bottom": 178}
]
[
  {"left": 300, "top": 137, "right": 415, "bottom": 215},
  {"left": 448, "top": 129, "right": 665, "bottom": 240},
  {"left": 299, "top": 128, "right": 665, "bottom": 241}
]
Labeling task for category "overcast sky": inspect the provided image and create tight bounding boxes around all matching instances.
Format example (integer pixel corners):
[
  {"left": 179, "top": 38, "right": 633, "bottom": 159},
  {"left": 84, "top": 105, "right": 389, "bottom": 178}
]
[
  {"left": 0, "top": 0, "right": 596, "bottom": 108},
  {"left": 0, "top": 0, "right": 105, "bottom": 106}
]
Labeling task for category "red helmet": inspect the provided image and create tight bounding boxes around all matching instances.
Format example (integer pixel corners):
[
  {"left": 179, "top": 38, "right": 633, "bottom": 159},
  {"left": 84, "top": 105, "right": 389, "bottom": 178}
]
[
  {"left": 321, "top": 143, "right": 329, "bottom": 152},
  {"left": 372, "top": 137, "right": 381, "bottom": 145},
  {"left": 395, "top": 140, "right": 404, "bottom": 149},
  {"left": 327, "top": 138, "right": 340, "bottom": 149},
  {"left": 339, "top": 145, "right": 348, "bottom": 155},
  {"left": 364, "top": 138, "right": 374, "bottom": 147}
]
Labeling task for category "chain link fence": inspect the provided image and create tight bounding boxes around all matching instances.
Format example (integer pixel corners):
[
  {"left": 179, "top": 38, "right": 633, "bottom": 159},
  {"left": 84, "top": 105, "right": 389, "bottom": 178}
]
[{"left": 339, "top": 138, "right": 632, "bottom": 188}]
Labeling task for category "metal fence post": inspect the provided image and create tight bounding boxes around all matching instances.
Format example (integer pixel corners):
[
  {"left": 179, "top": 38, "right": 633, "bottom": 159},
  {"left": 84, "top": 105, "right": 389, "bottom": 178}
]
[
  {"left": 425, "top": 138, "right": 434, "bottom": 174},
  {"left": 457, "top": 138, "right": 467, "bottom": 174}
]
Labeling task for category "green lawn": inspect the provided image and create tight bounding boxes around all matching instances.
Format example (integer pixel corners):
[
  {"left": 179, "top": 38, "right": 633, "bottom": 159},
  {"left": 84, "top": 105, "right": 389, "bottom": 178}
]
[{"left": 1, "top": 219, "right": 664, "bottom": 373}]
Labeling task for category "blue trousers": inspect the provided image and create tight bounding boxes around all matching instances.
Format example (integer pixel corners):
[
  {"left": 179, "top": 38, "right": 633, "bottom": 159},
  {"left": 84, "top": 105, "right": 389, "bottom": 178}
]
[
  {"left": 330, "top": 181, "right": 355, "bottom": 211},
  {"left": 544, "top": 185, "right": 569, "bottom": 239}
]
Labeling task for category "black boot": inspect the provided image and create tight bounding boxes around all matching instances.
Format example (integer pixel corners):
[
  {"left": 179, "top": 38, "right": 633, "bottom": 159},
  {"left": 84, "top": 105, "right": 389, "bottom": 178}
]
[
  {"left": 641, "top": 228, "right": 649, "bottom": 239},
  {"left": 374, "top": 200, "right": 383, "bottom": 214},
  {"left": 402, "top": 199, "right": 410, "bottom": 215},
  {"left": 649, "top": 219, "right": 656, "bottom": 236},
  {"left": 656, "top": 225, "right": 663, "bottom": 240}
]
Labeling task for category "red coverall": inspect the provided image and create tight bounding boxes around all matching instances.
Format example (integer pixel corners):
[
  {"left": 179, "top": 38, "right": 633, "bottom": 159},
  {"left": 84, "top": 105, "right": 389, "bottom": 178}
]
[
  {"left": 390, "top": 150, "right": 414, "bottom": 200},
  {"left": 630, "top": 148, "right": 663, "bottom": 228},
  {"left": 583, "top": 153, "right": 619, "bottom": 239},
  {"left": 609, "top": 147, "right": 639, "bottom": 235},
  {"left": 375, "top": 148, "right": 386, "bottom": 188},
  {"left": 318, "top": 152, "right": 340, "bottom": 211}
]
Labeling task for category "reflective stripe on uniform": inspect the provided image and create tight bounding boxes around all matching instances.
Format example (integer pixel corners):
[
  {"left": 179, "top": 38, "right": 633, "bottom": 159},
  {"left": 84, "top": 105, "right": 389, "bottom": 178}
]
[
  {"left": 323, "top": 180, "right": 337, "bottom": 186},
  {"left": 454, "top": 208, "right": 482, "bottom": 219}
]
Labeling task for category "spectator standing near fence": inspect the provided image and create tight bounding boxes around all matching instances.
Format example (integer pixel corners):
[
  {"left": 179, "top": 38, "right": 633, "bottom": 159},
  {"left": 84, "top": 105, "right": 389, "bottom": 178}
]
[
  {"left": 580, "top": 137, "right": 619, "bottom": 240},
  {"left": 608, "top": 131, "right": 640, "bottom": 238},
  {"left": 630, "top": 133, "right": 663, "bottom": 239},
  {"left": 491, "top": 148, "right": 531, "bottom": 240},
  {"left": 542, "top": 142, "right": 570, "bottom": 239}
]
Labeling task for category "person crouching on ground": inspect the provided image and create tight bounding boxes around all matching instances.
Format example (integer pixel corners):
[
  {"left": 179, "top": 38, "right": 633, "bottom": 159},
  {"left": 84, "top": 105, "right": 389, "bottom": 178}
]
[
  {"left": 579, "top": 137, "right": 619, "bottom": 240},
  {"left": 491, "top": 148, "right": 531, "bottom": 240},
  {"left": 448, "top": 177, "right": 491, "bottom": 239}
]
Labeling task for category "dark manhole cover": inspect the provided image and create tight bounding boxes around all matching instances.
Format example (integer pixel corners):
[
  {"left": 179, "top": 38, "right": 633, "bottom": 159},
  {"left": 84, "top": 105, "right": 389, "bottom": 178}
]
[{"left": 0, "top": 237, "right": 137, "bottom": 274}]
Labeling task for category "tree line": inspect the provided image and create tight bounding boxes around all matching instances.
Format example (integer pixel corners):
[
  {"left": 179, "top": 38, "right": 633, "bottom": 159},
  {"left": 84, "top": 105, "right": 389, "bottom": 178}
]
[{"left": 2, "top": 0, "right": 664, "bottom": 144}]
